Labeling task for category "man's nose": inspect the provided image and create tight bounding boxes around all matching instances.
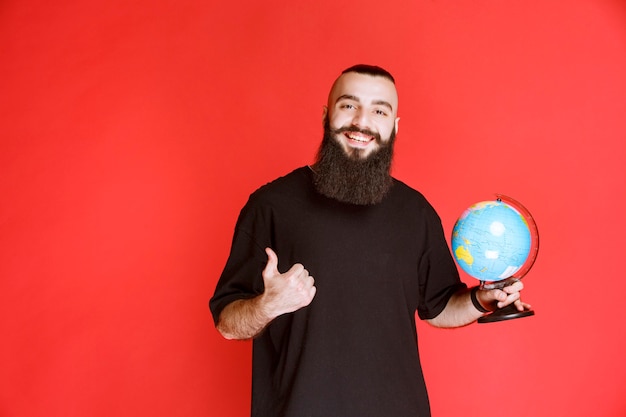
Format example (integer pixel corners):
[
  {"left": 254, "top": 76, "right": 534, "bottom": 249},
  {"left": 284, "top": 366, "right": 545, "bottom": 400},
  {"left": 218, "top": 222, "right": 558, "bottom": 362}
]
[{"left": 351, "top": 109, "right": 370, "bottom": 128}]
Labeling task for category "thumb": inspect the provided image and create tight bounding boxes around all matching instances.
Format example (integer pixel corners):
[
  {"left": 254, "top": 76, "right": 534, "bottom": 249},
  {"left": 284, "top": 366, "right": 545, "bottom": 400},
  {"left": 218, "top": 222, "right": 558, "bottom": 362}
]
[{"left": 262, "top": 247, "right": 279, "bottom": 278}]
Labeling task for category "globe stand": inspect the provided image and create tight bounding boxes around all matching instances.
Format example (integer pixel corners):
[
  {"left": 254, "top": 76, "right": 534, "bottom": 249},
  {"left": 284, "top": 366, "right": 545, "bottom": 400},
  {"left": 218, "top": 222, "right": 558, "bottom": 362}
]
[
  {"left": 477, "top": 278, "right": 535, "bottom": 324},
  {"left": 478, "top": 303, "right": 535, "bottom": 323}
]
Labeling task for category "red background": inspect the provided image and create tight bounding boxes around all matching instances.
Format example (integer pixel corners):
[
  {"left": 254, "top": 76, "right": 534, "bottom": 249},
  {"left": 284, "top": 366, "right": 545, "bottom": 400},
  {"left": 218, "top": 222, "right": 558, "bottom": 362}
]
[{"left": 1, "top": 1, "right": 625, "bottom": 416}]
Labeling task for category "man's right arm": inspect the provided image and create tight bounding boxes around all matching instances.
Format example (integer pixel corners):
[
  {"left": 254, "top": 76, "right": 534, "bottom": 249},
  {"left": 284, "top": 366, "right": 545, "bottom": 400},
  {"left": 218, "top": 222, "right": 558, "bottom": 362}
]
[
  {"left": 215, "top": 247, "right": 316, "bottom": 340},
  {"left": 215, "top": 296, "right": 275, "bottom": 340}
]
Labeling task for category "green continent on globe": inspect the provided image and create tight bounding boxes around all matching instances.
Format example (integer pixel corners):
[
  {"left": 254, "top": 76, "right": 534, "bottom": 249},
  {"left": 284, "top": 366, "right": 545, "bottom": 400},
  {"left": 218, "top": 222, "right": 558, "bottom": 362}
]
[{"left": 454, "top": 246, "right": 474, "bottom": 266}]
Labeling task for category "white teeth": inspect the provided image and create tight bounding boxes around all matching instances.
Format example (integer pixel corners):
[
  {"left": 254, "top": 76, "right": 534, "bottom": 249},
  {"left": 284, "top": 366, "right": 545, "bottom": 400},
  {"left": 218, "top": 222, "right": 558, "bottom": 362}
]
[{"left": 347, "top": 133, "right": 369, "bottom": 142}]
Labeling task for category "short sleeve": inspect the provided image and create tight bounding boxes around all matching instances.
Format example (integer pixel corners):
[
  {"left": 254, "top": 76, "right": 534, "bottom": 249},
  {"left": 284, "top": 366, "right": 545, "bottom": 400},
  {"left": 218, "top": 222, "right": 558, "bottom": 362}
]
[
  {"left": 416, "top": 208, "right": 467, "bottom": 320},
  {"left": 209, "top": 199, "right": 270, "bottom": 325}
]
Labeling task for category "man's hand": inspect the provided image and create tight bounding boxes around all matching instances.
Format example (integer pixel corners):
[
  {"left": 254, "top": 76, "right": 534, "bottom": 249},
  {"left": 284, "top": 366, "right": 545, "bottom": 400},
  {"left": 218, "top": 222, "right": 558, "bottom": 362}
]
[
  {"left": 259, "top": 248, "right": 317, "bottom": 319},
  {"left": 216, "top": 248, "right": 316, "bottom": 340},
  {"left": 476, "top": 279, "right": 531, "bottom": 312},
  {"left": 427, "top": 279, "right": 530, "bottom": 328}
]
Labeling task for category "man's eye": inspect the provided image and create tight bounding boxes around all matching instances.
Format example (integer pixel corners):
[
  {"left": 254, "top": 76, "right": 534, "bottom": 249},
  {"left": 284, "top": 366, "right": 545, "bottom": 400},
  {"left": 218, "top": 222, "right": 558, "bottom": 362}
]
[
  {"left": 374, "top": 109, "right": 387, "bottom": 116},
  {"left": 341, "top": 104, "right": 355, "bottom": 110}
]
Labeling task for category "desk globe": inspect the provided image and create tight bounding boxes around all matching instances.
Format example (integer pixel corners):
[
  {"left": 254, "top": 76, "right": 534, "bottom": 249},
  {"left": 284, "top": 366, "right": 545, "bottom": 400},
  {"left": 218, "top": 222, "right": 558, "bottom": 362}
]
[{"left": 451, "top": 195, "right": 538, "bottom": 323}]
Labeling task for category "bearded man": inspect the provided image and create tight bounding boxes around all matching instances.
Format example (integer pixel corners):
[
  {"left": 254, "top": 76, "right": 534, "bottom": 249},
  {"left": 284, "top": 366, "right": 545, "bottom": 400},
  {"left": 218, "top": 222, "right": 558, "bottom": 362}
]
[{"left": 210, "top": 65, "right": 527, "bottom": 417}]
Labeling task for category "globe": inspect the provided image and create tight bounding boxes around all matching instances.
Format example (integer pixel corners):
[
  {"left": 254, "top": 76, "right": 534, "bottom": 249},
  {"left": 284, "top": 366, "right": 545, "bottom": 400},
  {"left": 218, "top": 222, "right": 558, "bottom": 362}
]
[{"left": 451, "top": 196, "right": 538, "bottom": 283}]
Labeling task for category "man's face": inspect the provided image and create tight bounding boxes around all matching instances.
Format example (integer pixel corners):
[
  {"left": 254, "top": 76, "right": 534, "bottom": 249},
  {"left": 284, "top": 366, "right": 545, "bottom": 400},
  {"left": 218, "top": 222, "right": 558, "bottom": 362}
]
[{"left": 324, "top": 72, "right": 400, "bottom": 159}]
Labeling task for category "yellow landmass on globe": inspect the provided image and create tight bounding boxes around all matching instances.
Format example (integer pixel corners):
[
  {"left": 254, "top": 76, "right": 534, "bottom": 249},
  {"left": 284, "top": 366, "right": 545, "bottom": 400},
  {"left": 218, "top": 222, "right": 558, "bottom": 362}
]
[{"left": 455, "top": 246, "right": 474, "bottom": 266}]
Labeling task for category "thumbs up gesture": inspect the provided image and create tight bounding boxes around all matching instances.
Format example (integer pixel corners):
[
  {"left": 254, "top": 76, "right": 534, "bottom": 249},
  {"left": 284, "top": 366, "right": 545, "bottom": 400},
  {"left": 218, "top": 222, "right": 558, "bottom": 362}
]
[{"left": 260, "top": 248, "right": 317, "bottom": 318}]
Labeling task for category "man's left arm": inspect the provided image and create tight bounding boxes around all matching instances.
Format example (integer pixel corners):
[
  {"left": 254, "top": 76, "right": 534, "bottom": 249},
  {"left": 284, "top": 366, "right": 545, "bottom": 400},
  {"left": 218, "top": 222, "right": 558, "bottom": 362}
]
[{"left": 426, "top": 280, "right": 530, "bottom": 328}]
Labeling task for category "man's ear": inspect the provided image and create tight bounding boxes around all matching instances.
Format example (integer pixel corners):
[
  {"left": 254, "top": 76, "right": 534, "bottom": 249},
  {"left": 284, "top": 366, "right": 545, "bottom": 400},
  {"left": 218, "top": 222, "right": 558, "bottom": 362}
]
[
  {"left": 395, "top": 117, "right": 400, "bottom": 135},
  {"left": 322, "top": 106, "right": 328, "bottom": 126}
]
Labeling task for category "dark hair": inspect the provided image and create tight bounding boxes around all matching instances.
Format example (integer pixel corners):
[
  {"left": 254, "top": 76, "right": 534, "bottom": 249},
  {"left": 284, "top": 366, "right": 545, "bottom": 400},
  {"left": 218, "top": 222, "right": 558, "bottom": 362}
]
[{"left": 341, "top": 64, "right": 395, "bottom": 84}]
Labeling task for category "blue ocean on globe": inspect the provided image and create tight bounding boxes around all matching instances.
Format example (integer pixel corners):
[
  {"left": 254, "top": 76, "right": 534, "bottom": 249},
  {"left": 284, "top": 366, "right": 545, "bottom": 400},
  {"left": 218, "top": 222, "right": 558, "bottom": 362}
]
[{"left": 451, "top": 200, "right": 531, "bottom": 282}]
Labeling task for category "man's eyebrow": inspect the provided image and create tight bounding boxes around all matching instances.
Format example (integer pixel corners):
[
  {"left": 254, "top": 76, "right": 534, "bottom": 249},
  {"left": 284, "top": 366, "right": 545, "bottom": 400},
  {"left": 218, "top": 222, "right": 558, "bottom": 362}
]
[
  {"left": 335, "top": 94, "right": 393, "bottom": 111},
  {"left": 335, "top": 94, "right": 360, "bottom": 103},
  {"left": 372, "top": 99, "right": 394, "bottom": 111}
]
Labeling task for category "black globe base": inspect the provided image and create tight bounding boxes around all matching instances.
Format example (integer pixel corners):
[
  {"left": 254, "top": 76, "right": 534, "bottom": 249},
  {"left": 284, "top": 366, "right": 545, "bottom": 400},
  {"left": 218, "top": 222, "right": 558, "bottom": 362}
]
[{"left": 478, "top": 303, "right": 535, "bottom": 323}]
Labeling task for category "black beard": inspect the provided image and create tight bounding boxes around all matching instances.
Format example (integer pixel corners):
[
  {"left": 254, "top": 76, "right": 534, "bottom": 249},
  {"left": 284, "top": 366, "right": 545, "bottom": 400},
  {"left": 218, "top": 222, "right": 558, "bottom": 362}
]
[{"left": 312, "top": 121, "right": 395, "bottom": 205}]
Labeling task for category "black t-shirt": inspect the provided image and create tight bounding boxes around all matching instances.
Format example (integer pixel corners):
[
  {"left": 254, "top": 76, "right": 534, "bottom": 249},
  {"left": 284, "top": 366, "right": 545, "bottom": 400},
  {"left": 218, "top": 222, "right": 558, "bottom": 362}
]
[{"left": 210, "top": 167, "right": 465, "bottom": 417}]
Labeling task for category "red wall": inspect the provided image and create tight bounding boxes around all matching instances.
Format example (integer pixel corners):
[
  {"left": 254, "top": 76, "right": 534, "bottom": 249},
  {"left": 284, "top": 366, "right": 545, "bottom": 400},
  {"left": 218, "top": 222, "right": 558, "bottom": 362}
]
[{"left": 1, "top": 1, "right": 625, "bottom": 416}]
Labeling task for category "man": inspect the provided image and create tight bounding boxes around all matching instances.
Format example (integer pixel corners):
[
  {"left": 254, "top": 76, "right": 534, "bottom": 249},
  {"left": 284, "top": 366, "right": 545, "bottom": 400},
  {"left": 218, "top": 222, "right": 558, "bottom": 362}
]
[{"left": 210, "top": 64, "right": 528, "bottom": 417}]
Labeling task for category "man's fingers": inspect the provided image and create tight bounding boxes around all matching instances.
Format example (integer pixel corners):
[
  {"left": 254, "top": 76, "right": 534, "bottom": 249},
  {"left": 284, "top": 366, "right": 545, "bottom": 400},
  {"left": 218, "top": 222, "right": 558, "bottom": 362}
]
[
  {"left": 263, "top": 247, "right": 279, "bottom": 278},
  {"left": 263, "top": 248, "right": 307, "bottom": 282},
  {"left": 502, "top": 280, "right": 524, "bottom": 293},
  {"left": 496, "top": 290, "right": 521, "bottom": 308}
]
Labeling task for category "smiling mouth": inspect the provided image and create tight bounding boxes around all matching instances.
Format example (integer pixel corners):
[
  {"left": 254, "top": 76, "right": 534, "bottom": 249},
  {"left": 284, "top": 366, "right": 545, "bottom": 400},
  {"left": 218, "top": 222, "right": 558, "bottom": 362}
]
[{"left": 344, "top": 131, "right": 374, "bottom": 146}]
